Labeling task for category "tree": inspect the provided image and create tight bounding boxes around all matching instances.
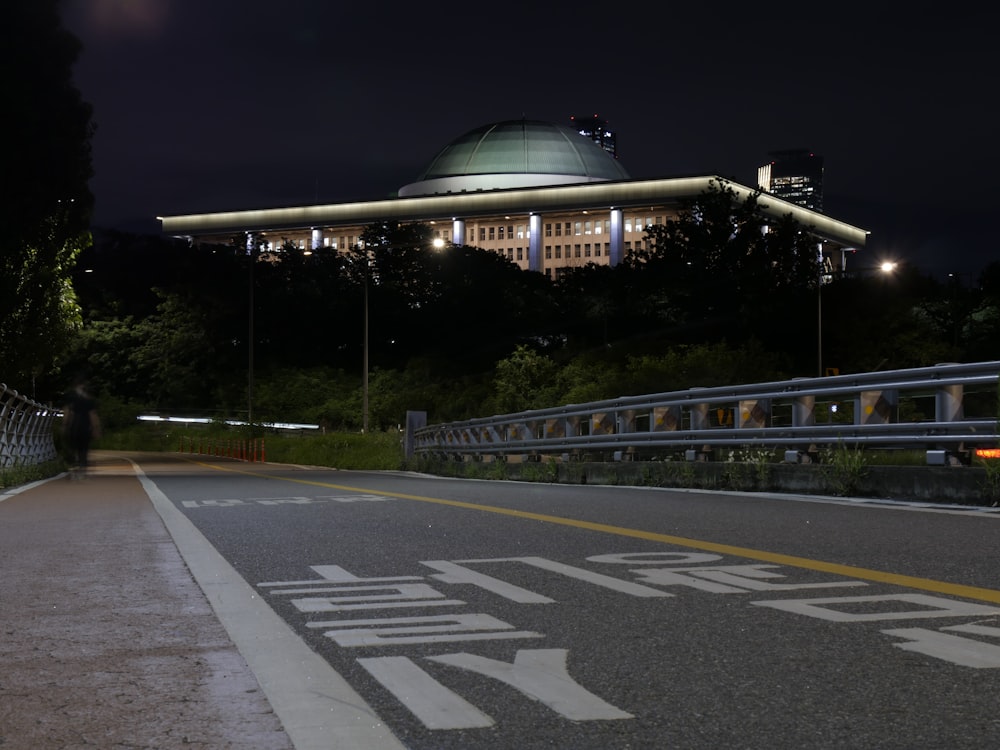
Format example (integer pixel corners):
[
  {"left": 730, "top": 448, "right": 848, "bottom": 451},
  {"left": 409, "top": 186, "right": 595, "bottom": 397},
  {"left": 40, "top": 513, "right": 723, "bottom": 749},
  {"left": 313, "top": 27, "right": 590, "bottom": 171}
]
[
  {"left": 0, "top": 1, "right": 94, "bottom": 386},
  {"left": 492, "top": 345, "right": 560, "bottom": 413},
  {"left": 627, "top": 180, "right": 819, "bottom": 361}
]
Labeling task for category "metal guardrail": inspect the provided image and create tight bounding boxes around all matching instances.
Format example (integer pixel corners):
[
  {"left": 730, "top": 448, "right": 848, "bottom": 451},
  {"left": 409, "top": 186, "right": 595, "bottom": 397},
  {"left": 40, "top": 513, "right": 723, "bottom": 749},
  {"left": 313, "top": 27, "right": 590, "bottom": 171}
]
[
  {"left": 0, "top": 383, "right": 59, "bottom": 469},
  {"left": 412, "top": 361, "right": 1000, "bottom": 461}
]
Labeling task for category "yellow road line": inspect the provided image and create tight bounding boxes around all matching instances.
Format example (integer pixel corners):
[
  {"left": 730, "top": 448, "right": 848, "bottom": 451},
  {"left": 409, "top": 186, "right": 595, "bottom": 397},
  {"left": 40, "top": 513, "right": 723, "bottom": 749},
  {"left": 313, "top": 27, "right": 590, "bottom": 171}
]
[{"left": 192, "top": 460, "right": 1000, "bottom": 605}]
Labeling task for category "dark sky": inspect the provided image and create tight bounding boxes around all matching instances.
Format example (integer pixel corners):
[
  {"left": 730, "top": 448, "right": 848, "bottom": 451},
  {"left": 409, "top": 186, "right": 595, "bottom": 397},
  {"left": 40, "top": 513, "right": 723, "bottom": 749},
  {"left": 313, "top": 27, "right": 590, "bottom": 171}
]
[{"left": 61, "top": 1, "right": 998, "bottom": 277}]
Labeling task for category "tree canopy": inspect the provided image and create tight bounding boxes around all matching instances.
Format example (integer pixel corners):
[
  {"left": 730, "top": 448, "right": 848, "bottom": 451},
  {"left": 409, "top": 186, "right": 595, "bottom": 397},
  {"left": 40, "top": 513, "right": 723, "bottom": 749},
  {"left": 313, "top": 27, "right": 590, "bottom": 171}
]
[
  {"left": 1, "top": 1, "right": 94, "bottom": 386},
  {"left": 52, "top": 204, "right": 1000, "bottom": 429}
]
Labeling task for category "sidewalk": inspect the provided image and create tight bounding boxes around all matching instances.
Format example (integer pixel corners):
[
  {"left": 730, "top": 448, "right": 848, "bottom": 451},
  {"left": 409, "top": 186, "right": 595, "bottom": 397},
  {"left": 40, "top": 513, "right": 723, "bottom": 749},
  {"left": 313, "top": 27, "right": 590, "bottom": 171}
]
[{"left": 0, "top": 452, "right": 293, "bottom": 749}]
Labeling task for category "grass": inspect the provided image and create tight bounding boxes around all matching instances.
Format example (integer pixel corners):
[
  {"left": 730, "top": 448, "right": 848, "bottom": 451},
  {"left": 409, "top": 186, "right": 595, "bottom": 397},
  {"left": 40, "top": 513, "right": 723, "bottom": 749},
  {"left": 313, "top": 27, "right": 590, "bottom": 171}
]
[{"left": 0, "top": 459, "right": 66, "bottom": 490}]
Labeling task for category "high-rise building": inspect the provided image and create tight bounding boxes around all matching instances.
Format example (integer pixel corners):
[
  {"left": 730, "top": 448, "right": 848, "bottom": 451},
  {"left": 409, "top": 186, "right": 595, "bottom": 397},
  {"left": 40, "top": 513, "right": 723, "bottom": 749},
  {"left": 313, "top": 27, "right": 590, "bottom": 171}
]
[
  {"left": 570, "top": 114, "right": 618, "bottom": 159},
  {"left": 758, "top": 149, "right": 824, "bottom": 212}
]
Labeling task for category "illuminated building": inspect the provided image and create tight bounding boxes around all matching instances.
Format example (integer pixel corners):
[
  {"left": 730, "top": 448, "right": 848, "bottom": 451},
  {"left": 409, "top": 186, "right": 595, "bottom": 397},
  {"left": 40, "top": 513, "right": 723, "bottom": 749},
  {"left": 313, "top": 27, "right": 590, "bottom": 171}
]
[
  {"left": 570, "top": 114, "right": 618, "bottom": 159},
  {"left": 757, "top": 149, "right": 825, "bottom": 212},
  {"left": 160, "top": 120, "right": 865, "bottom": 278}
]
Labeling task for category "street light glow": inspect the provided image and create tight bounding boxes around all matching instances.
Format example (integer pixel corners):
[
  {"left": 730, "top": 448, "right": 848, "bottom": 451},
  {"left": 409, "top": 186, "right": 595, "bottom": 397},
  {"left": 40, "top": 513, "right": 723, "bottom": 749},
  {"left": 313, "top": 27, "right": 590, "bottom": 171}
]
[{"left": 880, "top": 261, "right": 897, "bottom": 273}]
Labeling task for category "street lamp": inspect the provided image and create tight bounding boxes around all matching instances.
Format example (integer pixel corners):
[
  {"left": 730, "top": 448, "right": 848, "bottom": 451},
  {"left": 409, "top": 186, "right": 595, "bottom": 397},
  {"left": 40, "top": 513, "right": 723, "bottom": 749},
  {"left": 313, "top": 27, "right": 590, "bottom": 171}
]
[
  {"left": 247, "top": 233, "right": 257, "bottom": 430},
  {"left": 360, "top": 235, "right": 449, "bottom": 432},
  {"left": 362, "top": 260, "right": 369, "bottom": 433},
  {"left": 817, "top": 247, "right": 829, "bottom": 378}
]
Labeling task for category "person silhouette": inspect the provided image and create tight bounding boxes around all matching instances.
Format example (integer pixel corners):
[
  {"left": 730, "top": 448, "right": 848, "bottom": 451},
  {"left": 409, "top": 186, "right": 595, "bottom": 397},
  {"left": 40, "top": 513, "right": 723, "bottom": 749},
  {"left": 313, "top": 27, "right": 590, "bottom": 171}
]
[{"left": 63, "top": 378, "right": 101, "bottom": 478}]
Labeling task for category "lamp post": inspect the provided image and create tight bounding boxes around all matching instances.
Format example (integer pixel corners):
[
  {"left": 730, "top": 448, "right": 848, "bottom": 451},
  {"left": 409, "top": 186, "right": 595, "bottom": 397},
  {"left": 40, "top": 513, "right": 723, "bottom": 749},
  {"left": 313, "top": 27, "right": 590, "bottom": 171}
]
[
  {"left": 817, "top": 246, "right": 827, "bottom": 378},
  {"left": 362, "top": 264, "right": 369, "bottom": 433},
  {"left": 360, "top": 234, "right": 447, "bottom": 433},
  {"left": 247, "top": 233, "right": 257, "bottom": 430}
]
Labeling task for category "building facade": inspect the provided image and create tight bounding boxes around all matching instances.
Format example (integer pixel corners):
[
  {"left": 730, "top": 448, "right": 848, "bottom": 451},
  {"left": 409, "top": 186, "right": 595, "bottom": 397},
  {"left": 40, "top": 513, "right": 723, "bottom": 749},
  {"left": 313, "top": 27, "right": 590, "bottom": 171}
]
[{"left": 757, "top": 149, "right": 825, "bottom": 212}]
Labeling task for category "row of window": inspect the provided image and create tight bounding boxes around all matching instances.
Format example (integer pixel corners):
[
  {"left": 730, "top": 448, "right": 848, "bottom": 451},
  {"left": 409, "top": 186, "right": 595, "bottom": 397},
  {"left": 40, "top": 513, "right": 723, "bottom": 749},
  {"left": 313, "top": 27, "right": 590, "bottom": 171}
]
[
  {"left": 479, "top": 225, "right": 529, "bottom": 242},
  {"left": 263, "top": 215, "right": 664, "bottom": 253},
  {"left": 542, "top": 217, "right": 659, "bottom": 236},
  {"left": 544, "top": 243, "right": 607, "bottom": 259},
  {"left": 471, "top": 215, "right": 665, "bottom": 244}
]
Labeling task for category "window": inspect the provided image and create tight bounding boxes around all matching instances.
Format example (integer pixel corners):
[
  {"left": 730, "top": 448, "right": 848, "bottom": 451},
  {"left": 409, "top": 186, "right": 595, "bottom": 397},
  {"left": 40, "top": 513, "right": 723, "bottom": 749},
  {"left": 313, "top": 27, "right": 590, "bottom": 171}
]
[
  {"left": 555, "top": 223, "right": 562, "bottom": 237},
  {"left": 517, "top": 225, "right": 526, "bottom": 239},
  {"left": 498, "top": 226, "right": 505, "bottom": 240},
  {"left": 545, "top": 223, "right": 552, "bottom": 237},
  {"left": 584, "top": 243, "right": 591, "bottom": 257},
  {"left": 545, "top": 245, "right": 552, "bottom": 259},
  {"left": 555, "top": 245, "right": 562, "bottom": 259},
  {"left": 584, "top": 220, "right": 592, "bottom": 235},
  {"left": 479, "top": 227, "right": 486, "bottom": 241},
  {"left": 574, "top": 222, "right": 582, "bottom": 236},
  {"left": 517, "top": 248, "right": 523, "bottom": 261},
  {"left": 488, "top": 227, "right": 495, "bottom": 241},
  {"left": 574, "top": 244, "right": 581, "bottom": 258}
]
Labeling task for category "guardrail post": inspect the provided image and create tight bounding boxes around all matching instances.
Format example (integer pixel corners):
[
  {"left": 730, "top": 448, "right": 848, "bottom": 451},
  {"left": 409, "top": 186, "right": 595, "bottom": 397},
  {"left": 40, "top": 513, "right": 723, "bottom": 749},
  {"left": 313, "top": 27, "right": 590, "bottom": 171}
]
[
  {"left": 689, "top": 401, "right": 709, "bottom": 431},
  {"left": 404, "top": 411, "right": 427, "bottom": 459},
  {"left": 792, "top": 394, "right": 816, "bottom": 427},
  {"left": 935, "top": 383, "right": 964, "bottom": 422}
]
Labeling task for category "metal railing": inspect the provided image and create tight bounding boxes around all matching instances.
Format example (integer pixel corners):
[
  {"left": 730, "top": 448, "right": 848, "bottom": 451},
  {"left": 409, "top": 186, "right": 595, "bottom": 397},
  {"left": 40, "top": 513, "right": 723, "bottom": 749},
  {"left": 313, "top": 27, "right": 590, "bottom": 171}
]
[
  {"left": 412, "top": 361, "right": 1000, "bottom": 462},
  {"left": 0, "top": 383, "right": 59, "bottom": 469}
]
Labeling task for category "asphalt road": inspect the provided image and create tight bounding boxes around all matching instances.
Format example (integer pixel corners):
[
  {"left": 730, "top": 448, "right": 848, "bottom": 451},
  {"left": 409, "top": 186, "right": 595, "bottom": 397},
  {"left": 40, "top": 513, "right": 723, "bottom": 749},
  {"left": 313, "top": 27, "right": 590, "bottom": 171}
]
[{"left": 138, "top": 454, "right": 1000, "bottom": 750}]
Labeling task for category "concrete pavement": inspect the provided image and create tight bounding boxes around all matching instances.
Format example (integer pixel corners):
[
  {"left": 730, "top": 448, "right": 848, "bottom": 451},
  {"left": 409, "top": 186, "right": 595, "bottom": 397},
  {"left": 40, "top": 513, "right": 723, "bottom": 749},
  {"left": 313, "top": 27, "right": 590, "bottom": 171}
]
[{"left": 0, "top": 452, "right": 294, "bottom": 749}]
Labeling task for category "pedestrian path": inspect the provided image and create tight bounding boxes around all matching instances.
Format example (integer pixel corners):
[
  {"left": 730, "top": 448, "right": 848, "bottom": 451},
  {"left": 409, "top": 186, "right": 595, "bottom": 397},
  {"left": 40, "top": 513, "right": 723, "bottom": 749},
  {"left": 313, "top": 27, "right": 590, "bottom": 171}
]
[{"left": 0, "top": 452, "right": 293, "bottom": 749}]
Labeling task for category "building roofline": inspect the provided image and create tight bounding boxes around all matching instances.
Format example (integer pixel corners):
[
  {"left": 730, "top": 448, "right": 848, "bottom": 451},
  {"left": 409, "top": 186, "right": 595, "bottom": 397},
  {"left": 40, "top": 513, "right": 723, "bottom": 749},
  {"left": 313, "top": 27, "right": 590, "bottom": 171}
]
[{"left": 159, "top": 175, "right": 869, "bottom": 247}]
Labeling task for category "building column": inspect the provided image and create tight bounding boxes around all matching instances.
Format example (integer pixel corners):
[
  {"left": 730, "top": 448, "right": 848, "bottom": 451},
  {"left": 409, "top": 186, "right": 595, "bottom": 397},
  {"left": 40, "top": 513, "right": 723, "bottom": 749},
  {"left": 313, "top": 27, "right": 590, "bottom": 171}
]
[
  {"left": 452, "top": 219, "right": 466, "bottom": 247},
  {"left": 311, "top": 228, "right": 323, "bottom": 250},
  {"left": 608, "top": 208, "right": 624, "bottom": 266},
  {"left": 529, "top": 214, "right": 543, "bottom": 273}
]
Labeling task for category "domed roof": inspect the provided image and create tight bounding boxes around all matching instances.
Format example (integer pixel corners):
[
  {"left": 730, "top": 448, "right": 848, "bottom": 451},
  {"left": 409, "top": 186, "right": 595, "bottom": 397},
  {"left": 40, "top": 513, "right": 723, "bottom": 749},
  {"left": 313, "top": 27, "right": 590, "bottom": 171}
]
[{"left": 398, "top": 119, "right": 630, "bottom": 197}]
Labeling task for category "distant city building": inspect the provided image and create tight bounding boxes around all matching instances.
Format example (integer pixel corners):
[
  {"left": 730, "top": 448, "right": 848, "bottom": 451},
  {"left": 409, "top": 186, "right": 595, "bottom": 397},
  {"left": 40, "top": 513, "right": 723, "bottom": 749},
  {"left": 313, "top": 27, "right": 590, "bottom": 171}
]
[
  {"left": 570, "top": 114, "right": 618, "bottom": 159},
  {"left": 758, "top": 149, "right": 824, "bottom": 212},
  {"left": 161, "top": 121, "right": 864, "bottom": 279}
]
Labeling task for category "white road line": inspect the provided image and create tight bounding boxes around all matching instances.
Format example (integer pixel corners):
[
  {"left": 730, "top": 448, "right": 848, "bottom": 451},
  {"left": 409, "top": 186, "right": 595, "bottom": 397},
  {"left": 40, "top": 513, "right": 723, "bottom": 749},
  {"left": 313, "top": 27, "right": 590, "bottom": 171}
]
[{"left": 129, "top": 459, "right": 406, "bottom": 750}]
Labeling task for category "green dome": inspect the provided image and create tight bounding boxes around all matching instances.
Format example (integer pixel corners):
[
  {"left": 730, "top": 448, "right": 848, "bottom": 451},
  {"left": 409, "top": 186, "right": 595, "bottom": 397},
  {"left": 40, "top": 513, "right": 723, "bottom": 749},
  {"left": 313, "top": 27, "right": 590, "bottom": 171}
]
[{"left": 399, "top": 119, "right": 630, "bottom": 197}]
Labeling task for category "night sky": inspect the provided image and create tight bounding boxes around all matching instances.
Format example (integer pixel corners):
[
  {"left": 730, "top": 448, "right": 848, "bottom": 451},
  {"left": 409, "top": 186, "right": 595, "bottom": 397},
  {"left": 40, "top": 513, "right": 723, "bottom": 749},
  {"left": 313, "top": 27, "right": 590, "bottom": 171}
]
[{"left": 61, "top": 1, "right": 998, "bottom": 277}]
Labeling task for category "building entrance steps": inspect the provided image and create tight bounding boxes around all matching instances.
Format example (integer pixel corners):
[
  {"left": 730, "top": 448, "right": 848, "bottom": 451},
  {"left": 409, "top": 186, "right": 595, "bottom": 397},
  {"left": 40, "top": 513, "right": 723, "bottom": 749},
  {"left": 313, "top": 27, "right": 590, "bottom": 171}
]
[{"left": 0, "top": 452, "right": 293, "bottom": 749}]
